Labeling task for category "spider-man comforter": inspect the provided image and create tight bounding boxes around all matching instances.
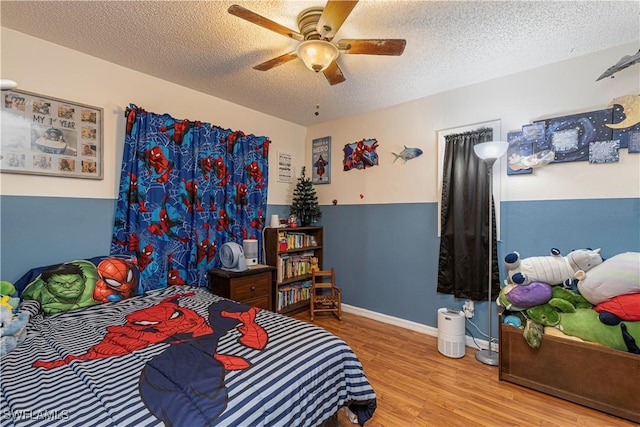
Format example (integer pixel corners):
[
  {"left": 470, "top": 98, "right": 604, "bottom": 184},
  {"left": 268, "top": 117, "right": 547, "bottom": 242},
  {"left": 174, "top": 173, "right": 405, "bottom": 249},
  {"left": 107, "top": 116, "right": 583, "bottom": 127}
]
[{"left": 0, "top": 286, "right": 376, "bottom": 426}]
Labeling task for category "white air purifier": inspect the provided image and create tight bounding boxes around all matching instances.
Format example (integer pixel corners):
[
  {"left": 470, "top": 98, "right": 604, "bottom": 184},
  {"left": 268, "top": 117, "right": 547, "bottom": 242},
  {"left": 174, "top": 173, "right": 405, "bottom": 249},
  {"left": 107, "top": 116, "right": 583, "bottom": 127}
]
[
  {"left": 243, "top": 239, "right": 258, "bottom": 265},
  {"left": 437, "top": 308, "right": 466, "bottom": 358}
]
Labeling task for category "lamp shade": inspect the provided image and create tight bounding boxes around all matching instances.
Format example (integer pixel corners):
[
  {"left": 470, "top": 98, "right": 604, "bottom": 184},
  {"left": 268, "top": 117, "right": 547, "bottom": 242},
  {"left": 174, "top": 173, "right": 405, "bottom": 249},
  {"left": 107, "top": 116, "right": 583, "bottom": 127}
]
[
  {"left": 296, "top": 40, "right": 339, "bottom": 72},
  {"left": 473, "top": 141, "right": 509, "bottom": 161}
]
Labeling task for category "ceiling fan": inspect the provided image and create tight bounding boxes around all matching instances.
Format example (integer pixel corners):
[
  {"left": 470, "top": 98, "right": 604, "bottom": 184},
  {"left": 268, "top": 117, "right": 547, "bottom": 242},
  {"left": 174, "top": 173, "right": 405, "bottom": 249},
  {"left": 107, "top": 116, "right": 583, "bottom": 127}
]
[{"left": 228, "top": 1, "right": 406, "bottom": 85}]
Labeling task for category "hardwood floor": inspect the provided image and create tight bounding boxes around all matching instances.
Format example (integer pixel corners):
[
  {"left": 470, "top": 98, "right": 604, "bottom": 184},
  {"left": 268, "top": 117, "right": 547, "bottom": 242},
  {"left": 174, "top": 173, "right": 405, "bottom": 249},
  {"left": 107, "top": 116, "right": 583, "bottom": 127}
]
[{"left": 293, "top": 311, "right": 636, "bottom": 427}]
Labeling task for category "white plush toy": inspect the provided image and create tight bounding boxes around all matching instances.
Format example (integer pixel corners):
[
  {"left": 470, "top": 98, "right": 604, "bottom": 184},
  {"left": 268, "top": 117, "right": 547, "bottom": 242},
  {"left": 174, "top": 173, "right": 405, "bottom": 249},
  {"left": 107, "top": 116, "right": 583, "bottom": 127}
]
[{"left": 505, "top": 248, "right": 603, "bottom": 286}]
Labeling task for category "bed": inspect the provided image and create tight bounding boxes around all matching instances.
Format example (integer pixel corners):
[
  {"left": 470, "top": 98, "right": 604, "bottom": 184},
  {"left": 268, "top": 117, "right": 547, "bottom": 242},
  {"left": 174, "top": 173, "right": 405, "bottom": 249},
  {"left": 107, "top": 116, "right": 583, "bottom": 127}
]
[{"left": 0, "top": 285, "right": 376, "bottom": 426}]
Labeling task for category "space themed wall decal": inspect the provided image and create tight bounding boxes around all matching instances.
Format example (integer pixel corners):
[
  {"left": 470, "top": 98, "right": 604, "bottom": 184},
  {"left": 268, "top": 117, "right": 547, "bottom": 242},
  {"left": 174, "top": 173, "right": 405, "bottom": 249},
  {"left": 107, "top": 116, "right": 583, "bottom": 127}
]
[
  {"left": 541, "top": 108, "right": 612, "bottom": 163},
  {"left": 606, "top": 94, "right": 639, "bottom": 129},
  {"left": 506, "top": 94, "right": 639, "bottom": 175},
  {"left": 589, "top": 140, "right": 620, "bottom": 163},
  {"left": 609, "top": 94, "right": 640, "bottom": 151}
]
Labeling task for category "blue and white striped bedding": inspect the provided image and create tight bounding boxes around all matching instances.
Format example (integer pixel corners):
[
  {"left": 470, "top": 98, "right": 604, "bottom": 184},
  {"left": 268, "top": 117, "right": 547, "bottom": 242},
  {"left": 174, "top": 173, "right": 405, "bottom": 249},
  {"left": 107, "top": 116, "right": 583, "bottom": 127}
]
[{"left": 0, "top": 286, "right": 376, "bottom": 426}]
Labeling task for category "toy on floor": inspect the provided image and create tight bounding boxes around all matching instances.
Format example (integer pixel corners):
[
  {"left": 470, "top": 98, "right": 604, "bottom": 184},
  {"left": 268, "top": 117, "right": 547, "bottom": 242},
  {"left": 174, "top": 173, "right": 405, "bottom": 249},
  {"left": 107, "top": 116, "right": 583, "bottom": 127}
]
[{"left": 505, "top": 248, "right": 603, "bottom": 286}]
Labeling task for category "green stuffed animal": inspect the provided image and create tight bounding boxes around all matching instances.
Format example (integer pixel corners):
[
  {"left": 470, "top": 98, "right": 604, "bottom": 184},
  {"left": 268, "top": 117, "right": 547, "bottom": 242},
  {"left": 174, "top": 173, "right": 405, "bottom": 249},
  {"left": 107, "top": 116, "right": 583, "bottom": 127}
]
[
  {"left": 0, "top": 281, "right": 20, "bottom": 312},
  {"left": 522, "top": 287, "right": 594, "bottom": 348},
  {"left": 526, "top": 304, "right": 560, "bottom": 327},
  {"left": 524, "top": 288, "right": 640, "bottom": 353},
  {"left": 557, "top": 309, "right": 640, "bottom": 353},
  {"left": 525, "top": 287, "right": 593, "bottom": 327},
  {"left": 523, "top": 319, "right": 545, "bottom": 349},
  {"left": 552, "top": 287, "right": 592, "bottom": 310}
]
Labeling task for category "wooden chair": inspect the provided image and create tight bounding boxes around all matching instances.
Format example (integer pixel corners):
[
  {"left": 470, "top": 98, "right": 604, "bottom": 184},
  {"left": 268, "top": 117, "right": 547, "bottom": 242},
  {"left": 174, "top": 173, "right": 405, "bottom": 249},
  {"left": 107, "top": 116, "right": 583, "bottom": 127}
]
[{"left": 310, "top": 268, "right": 342, "bottom": 321}]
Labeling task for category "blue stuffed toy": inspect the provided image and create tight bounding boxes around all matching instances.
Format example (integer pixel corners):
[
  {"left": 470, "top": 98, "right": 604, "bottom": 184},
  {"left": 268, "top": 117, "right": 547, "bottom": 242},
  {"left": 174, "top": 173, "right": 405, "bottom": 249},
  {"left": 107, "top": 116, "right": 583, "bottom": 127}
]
[{"left": 0, "top": 305, "right": 29, "bottom": 356}]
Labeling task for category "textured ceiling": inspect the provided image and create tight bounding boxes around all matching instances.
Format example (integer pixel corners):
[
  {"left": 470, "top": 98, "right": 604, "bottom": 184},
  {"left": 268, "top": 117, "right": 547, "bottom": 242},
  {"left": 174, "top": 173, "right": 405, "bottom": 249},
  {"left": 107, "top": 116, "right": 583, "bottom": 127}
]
[{"left": 2, "top": 1, "right": 639, "bottom": 127}]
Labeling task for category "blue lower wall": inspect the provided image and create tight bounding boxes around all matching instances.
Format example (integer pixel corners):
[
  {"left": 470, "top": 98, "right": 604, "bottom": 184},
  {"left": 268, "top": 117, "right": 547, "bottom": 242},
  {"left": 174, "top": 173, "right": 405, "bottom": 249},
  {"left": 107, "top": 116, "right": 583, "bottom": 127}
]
[
  {"left": 1, "top": 195, "right": 638, "bottom": 337},
  {"left": 318, "top": 198, "right": 640, "bottom": 334},
  {"left": 320, "top": 203, "right": 441, "bottom": 325},
  {"left": 501, "top": 199, "right": 640, "bottom": 256},
  {"left": 1, "top": 196, "right": 115, "bottom": 283}
]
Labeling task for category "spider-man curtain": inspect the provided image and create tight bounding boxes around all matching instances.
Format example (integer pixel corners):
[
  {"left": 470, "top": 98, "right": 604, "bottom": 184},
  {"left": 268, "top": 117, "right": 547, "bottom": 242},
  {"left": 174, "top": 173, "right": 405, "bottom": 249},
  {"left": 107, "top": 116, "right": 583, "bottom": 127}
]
[{"left": 111, "top": 105, "right": 269, "bottom": 290}]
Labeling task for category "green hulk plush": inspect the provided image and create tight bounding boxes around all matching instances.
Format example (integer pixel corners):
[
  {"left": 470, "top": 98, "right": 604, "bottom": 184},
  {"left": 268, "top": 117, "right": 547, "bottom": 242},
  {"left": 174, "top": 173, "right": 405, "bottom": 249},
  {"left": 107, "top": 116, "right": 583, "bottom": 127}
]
[{"left": 21, "top": 260, "right": 100, "bottom": 315}]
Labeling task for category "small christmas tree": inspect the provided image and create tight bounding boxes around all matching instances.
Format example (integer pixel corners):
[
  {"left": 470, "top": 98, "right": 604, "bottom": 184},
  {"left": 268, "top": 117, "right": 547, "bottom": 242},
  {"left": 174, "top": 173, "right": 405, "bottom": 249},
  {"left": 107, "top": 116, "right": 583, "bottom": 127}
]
[{"left": 290, "top": 166, "right": 321, "bottom": 226}]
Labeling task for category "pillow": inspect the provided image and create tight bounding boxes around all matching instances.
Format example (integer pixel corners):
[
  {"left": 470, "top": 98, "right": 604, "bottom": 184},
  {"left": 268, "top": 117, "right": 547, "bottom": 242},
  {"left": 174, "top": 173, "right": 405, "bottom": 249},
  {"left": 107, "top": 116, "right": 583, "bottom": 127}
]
[
  {"left": 577, "top": 252, "right": 640, "bottom": 305},
  {"left": 19, "top": 255, "right": 141, "bottom": 315}
]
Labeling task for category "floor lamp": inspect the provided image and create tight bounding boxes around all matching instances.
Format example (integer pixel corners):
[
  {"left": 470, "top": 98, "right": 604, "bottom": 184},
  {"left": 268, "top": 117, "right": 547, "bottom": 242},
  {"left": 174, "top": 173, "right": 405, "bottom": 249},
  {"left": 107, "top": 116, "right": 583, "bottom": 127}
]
[{"left": 473, "top": 140, "right": 509, "bottom": 366}]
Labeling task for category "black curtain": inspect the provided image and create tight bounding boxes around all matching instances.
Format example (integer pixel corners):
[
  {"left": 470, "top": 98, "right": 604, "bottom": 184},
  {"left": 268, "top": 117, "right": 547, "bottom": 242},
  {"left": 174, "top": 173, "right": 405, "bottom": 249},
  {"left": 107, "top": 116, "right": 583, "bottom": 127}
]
[{"left": 437, "top": 128, "right": 500, "bottom": 301}]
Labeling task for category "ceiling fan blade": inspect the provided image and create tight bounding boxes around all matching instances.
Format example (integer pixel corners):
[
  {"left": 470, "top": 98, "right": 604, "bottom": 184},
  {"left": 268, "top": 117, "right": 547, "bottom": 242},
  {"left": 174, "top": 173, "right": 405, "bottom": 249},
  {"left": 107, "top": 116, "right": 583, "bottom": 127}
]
[
  {"left": 322, "top": 61, "right": 346, "bottom": 85},
  {"left": 336, "top": 39, "right": 406, "bottom": 55},
  {"left": 228, "top": 4, "right": 303, "bottom": 41},
  {"left": 253, "top": 52, "right": 298, "bottom": 71},
  {"left": 317, "top": 0, "right": 359, "bottom": 40}
]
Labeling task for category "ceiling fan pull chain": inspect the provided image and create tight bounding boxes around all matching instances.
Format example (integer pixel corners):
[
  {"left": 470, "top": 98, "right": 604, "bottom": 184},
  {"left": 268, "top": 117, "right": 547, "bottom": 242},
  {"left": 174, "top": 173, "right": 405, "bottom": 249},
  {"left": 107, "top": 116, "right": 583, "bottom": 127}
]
[{"left": 315, "top": 73, "right": 321, "bottom": 117}]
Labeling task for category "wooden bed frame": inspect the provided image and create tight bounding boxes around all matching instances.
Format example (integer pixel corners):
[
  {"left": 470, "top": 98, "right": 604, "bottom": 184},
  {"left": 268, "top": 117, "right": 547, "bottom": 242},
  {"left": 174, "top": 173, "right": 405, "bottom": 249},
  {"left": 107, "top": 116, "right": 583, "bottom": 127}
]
[{"left": 498, "top": 311, "right": 640, "bottom": 424}]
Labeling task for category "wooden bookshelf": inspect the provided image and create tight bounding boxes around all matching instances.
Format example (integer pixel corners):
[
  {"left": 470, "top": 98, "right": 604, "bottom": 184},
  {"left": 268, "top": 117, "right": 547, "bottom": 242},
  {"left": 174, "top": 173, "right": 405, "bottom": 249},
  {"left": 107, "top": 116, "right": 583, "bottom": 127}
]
[{"left": 264, "top": 226, "right": 323, "bottom": 316}]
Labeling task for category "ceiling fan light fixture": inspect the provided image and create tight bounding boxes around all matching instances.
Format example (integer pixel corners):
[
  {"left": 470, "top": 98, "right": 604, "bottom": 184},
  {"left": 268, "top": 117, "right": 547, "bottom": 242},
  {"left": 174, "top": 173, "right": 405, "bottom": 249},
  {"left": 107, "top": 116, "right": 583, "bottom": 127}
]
[{"left": 296, "top": 40, "right": 339, "bottom": 72}]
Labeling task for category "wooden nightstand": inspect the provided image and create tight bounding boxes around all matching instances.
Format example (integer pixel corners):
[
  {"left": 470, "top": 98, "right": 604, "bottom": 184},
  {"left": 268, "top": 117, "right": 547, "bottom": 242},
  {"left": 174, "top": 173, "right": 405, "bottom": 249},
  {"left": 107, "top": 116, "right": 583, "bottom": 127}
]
[{"left": 208, "top": 265, "right": 275, "bottom": 311}]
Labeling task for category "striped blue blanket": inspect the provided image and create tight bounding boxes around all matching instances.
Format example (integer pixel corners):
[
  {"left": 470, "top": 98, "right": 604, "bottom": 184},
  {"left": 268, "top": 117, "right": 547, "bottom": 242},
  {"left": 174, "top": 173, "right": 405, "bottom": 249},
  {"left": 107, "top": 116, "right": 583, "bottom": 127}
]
[{"left": 0, "top": 286, "right": 376, "bottom": 426}]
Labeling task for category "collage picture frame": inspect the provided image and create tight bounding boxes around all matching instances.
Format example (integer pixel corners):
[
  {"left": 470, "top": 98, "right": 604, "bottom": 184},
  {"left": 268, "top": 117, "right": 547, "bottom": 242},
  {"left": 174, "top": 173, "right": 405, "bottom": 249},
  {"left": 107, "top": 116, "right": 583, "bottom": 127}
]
[{"left": 1, "top": 90, "right": 103, "bottom": 179}]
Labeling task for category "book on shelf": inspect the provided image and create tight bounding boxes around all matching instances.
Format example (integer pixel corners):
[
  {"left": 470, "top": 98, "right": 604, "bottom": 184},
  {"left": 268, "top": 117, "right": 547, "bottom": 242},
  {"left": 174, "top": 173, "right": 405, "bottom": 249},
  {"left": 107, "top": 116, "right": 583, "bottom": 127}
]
[
  {"left": 278, "top": 231, "right": 288, "bottom": 252},
  {"left": 281, "top": 232, "right": 317, "bottom": 250},
  {"left": 276, "top": 252, "right": 315, "bottom": 282},
  {"left": 277, "top": 280, "right": 312, "bottom": 311}
]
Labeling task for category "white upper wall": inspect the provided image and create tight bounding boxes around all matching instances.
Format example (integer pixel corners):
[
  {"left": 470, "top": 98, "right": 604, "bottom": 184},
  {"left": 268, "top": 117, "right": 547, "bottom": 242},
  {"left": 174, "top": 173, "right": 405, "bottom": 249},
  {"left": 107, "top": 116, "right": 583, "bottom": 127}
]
[
  {"left": 3, "top": 29, "right": 638, "bottom": 205},
  {"left": 0, "top": 28, "right": 305, "bottom": 204},
  {"left": 306, "top": 42, "right": 640, "bottom": 203}
]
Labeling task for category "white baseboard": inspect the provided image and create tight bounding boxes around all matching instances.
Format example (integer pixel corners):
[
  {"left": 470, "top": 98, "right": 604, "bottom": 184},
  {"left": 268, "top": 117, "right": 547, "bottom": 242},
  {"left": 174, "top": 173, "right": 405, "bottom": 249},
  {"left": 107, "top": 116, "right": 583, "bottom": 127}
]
[{"left": 341, "top": 303, "right": 495, "bottom": 351}]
